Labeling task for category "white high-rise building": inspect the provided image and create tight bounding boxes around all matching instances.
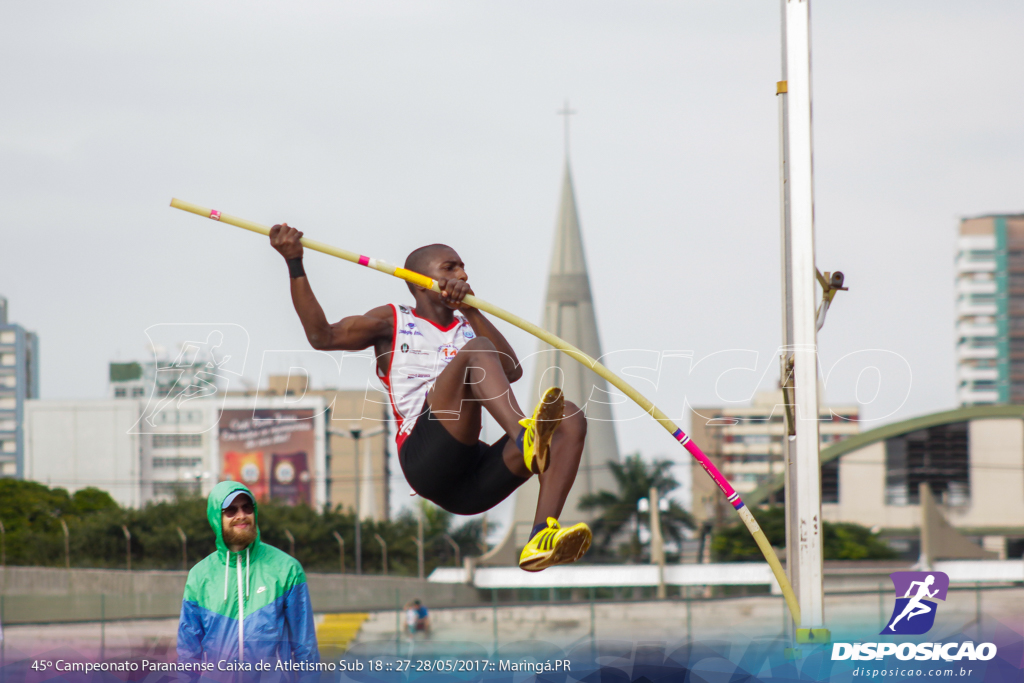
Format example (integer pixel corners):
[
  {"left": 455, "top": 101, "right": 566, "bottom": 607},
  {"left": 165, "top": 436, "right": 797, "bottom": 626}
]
[
  {"left": 0, "top": 295, "right": 39, "bottom": 479},
  {"left": 955, "top": 214, "right": 1024, "bottom": 405}
]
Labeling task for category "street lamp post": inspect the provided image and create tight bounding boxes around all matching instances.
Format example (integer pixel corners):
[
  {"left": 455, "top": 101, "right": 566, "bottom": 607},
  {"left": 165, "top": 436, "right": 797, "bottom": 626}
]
[
  {"left": 328, "top": 425, "right": 385, "bottom": 576},
  {"left": 121, "top": 525, "right": 132, "bottom": 572},
  {"left": 60, "top": 518, "right": 70, "bottom": 570},
  {"left": 374, "top": 533, "right": 388, "bottom": 575},
  {"left": 176, "top": 527, "right": 188, "bottom": 571},
  {"left": 332, "top": 531, "right": 345, "bottom": 573},
  {"left": 417, "top": 509, "right": 425, "bottom": 578},
  {"left": 284, "top": 529, "right": 296, "bottom": 557},
  {"left": 351, "top": 429, "right": 362, "bottom": 574},
  {"left": 648, "top": 487, "right": 666, "bottom": 599},
  {"left": 442, "top": 534, "right": 460, "bottom": 568}
]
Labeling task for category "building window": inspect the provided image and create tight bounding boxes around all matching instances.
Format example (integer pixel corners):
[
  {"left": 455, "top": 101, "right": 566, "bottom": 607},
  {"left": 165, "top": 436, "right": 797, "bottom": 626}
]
[
  {"left": 885, "top": 422, "right": 969, "bottom": 506},
  {"left": 114, "top": 387, "right": 127, "bottom": 398},
  {"left": 1, "top": 440, "right": 14, "bottom": 453},
  {"left": 0, "top": 375, "right": 14, "bottom": 388},
  {"left": 132, "top": 387, "right": 145, "bottom": 397},
  {"left": 152, "top": 481, "right": 201, "bottom": 496},
  {"left": 822, "top": 459, "right": 839, "bottom": 504},
  {"left": 0, "top": 354, "right": 14, "bottom": 367},
  {"left": 152, "top": 433, "right": 203, "bottom": 449},
  {"left": 152, "top": 456, "right": 203, "bottom": 468}
]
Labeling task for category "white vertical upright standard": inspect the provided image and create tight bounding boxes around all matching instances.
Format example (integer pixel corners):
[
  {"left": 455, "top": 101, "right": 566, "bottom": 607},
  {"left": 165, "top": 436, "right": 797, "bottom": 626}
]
[{"left": 780, "top": 0, "right": 825, "bottom": 630}]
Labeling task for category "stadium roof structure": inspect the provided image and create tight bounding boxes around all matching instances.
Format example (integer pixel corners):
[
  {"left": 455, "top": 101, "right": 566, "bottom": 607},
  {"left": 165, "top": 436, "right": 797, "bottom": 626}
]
[{"left": 745, "top": 404, "right": 1024, "bottom": 508}]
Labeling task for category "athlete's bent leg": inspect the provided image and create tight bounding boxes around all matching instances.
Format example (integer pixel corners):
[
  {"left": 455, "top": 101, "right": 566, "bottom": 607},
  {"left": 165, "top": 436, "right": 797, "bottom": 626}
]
[
  {"left": 500, "top": 401, "right": 587, "bottom": 522},
  {"left": 426, "top": 336, "right": 526, "bottom": 446},
  {"left": 534, "top": 401, "right": 586, "bottom": 523}
]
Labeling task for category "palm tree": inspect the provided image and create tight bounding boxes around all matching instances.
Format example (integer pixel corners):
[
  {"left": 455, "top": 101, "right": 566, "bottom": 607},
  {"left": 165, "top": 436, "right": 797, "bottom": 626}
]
[{"left": 578, "top": 453, "right": 694, "bottom": 562}]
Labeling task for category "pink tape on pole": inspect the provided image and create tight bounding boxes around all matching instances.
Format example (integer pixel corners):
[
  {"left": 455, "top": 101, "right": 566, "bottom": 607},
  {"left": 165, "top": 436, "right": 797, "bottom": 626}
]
[
  {"left": 209, "top": 210, "right": 221, "bottom": 221},
  {"left": 358, "top": 255, "right": 370, "bottom": 266},
  {"left": 684, "top": 439, "right": 737, "bottom": 500}
]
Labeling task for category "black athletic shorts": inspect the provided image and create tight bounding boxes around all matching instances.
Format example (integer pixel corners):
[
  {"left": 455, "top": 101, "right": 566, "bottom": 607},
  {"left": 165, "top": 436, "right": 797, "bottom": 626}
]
[{"left": 399, "top": 408, "right": 529, "bottom": 515}]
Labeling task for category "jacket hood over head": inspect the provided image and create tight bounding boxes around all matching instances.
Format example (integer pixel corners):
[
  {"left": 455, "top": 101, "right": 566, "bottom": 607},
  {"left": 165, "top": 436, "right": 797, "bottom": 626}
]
[{"left": 208, "top": 480, "right": 261, "bottom": 556}]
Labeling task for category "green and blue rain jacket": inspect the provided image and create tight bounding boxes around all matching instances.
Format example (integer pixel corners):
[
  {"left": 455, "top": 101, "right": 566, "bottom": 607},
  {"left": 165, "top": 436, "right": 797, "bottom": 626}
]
[{"left": 177, "top": 481, "right": 319, "bottom": 673}]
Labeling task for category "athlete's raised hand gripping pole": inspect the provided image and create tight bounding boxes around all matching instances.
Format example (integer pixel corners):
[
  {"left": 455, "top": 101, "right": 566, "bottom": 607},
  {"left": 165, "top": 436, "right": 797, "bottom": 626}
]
[{"left": 170, "top": 198, "right": 802, "bottom": 624}]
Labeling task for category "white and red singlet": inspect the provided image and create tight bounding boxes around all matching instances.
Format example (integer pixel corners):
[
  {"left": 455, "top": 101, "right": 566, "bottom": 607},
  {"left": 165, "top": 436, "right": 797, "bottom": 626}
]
[{"left": 377, "top": 304, "right": 477, "bottom": 449}]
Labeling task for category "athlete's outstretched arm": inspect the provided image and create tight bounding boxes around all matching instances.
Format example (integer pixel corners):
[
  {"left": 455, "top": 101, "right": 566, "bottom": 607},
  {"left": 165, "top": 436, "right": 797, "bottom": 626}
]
[{"left": 271, "top": 224, "right": 393, "bottom": 351}]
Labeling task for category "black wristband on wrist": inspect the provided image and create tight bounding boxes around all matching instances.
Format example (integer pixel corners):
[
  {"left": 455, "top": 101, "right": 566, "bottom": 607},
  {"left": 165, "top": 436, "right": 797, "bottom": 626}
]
[{"left": 287, "top": 257, "right": 305, "bottom": 279}]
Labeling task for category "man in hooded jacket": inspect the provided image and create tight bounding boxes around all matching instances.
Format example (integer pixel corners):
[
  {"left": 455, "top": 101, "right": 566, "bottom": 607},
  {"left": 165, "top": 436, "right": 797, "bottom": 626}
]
[{"left": 177, "top": 481, "right": 319, "bottom": 672}]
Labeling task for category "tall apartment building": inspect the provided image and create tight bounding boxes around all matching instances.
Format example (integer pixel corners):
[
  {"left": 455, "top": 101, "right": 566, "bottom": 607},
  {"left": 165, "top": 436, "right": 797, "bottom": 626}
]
[
  {"left": 689, "top": 389, "right": 859, "bottom": 528},
  {"left": 0, "top": 296, "right": 39, "bottom": 478},
  {"left": 956, "top": 214, "right": 1024, "bottom": 405},
  {"left": 109, "top": 357, "right": 223, "bottom": 400}
]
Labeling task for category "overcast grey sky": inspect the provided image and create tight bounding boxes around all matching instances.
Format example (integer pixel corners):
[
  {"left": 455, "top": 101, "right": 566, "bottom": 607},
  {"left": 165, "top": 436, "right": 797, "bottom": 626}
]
[{"left": 2, "top": 2, "right": 1022, "bottom": 516}]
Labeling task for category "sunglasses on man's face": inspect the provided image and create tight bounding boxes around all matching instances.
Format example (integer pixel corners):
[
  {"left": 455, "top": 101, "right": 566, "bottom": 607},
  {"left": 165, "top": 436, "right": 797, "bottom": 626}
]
[{"left": 223, "top": 503, "right": 254, "bottom": 518}]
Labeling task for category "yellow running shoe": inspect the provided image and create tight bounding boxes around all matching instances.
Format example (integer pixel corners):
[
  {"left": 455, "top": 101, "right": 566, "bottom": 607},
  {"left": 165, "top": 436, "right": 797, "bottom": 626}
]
[
  {"left": 519, "top": 517, "right": 592, "bottom": 572},
  {"left": 519, "top": 387, "right": 565, "bottom": 474}
]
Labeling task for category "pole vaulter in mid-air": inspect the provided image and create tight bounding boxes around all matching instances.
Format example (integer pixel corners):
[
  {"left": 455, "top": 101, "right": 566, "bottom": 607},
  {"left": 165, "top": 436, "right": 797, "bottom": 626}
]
[
  {"left": 170, "top": 198, "right": 803, "bottom": 621},
  {"left": 270, "top": 222, "right": 592, "bottom": 573}
]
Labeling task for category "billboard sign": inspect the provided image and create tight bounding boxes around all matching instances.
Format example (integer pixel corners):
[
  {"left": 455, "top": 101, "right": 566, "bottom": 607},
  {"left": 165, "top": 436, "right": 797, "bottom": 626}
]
[{"left": 219, "top": 409, "right": 315, "bottom": 505}]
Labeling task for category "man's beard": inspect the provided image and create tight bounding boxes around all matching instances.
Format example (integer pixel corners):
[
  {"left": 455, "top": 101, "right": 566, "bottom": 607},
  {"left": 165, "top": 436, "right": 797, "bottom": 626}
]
[{"left": 223, "top": 523, "right": 257, "bottom": 549}]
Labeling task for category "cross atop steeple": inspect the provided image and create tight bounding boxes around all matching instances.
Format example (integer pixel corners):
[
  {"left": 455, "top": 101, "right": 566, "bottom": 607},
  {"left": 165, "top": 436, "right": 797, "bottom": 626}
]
[{"left": 557, "top": 100, "right": 576, "bottom": 160}]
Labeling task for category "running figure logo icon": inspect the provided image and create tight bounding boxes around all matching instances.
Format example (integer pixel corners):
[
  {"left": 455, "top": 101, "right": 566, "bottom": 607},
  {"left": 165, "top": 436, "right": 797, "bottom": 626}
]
[{"left": 882, "top": 571, "right": 949, "bottom": 635}]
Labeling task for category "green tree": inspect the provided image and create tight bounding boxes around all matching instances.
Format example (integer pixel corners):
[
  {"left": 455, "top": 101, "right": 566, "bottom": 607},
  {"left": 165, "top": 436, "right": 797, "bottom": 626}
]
[
  {"left": 393, "top": 500, "right": 489, "bottom": 571},
  {"left": 711, "top": 507, "right": 897, "bottom": 561},
  {"left": 0, "top": 479, "right": 496, "bottom": 574},
  {"left": 578, "top": 453, "right": 694, "bottom": 562}
]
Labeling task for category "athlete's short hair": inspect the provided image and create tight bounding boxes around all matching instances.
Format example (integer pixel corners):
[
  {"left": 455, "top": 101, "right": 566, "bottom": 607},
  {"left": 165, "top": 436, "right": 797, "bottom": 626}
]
[{"left": 404, "top": 244, "right": 452, "bottom": 294}]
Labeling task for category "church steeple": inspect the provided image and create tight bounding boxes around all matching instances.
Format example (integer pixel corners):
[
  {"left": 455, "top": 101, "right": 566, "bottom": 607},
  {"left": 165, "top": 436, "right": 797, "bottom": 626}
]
[
  {"left": 481, "top": 121, "right": 621, "bottom": 564},
  {"left": 521, "top": 156, "right": 620, "bottom": 514}
]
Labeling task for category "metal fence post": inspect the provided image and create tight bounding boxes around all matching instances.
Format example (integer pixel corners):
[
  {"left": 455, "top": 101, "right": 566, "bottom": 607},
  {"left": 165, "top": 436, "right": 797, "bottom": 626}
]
[
  {"left": 686, "top": 586, "right": 692, "bottom": 642},
  {"left": 975, "top": 582, "right": 982, "bottom": 637},
  {"left": 100, "top": 594, "right": 106, "bottom": 661},
  {"left": 589, "top": 585, "right": 597, "bottom": 662},
  {"left": 781, "top": 588, "right": 786, "bottom": 637},
  {"left": 589, "top": 586, "right": 595, "bottom": 639},
  {"left": 878, "top": 582, "right": 885, "bottom": 632},
  {"left": 491, "top": 589, "right": 498, "bottom": 655}
]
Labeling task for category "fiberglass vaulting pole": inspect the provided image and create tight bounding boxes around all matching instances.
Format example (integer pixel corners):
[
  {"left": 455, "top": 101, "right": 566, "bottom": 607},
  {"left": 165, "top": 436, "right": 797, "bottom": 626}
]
[{"left": 780, "top": 0, "right": 826, "bottom": 638}]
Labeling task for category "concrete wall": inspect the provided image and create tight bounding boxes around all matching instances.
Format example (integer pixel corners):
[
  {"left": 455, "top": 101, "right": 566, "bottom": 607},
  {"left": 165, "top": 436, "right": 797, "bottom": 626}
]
[
  {"left": 824, "top": 417, "right": 1024, "bottom": 531},
  {"left": 959, "top": 418, "right": 1024, "bottom": 527},
  {"left": 24, "top": 400, "right": 144, "bottom": 508},
  {"left": 826, "top": 441, "right": 886, "bottom": 526}
]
